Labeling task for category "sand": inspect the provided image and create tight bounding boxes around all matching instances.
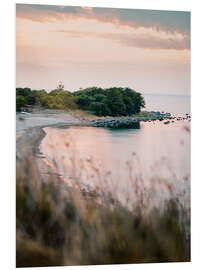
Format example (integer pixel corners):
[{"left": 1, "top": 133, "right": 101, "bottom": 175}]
[{"left": 16, "top": 110, "right": 83, "bottom": 184}]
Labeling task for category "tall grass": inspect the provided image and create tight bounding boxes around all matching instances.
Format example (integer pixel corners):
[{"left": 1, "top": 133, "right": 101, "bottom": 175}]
[{"left": 16, "top": 136, "right": 190, "bottom": 267}]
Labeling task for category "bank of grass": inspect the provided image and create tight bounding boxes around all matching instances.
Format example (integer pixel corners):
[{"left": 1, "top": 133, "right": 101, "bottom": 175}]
[
  {"left": 67, "top": 109, "right": 152, "bottom": 121},
  {"left": 16, "top": 143, "right": 190, "bottom": 267},
  {"left": 135, "top": 111, "right": 152, "bottom": 117},
  {"left": 67, "top": 109, "right": 101, "bottom": 121}
]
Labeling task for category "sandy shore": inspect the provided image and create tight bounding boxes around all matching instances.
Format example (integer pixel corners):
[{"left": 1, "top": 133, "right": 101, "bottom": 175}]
[
  {"left": 16, "top": 110, "right": 84, "bottom": 186},
  {"left": 16, "top": 109, "right": 190, "bottom": 191},
  {"left": 16, "top": 111, "right": 106, "bottom": 208}
]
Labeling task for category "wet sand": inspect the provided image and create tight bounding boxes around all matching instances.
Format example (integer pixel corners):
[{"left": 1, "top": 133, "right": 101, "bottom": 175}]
[{"left": 16, "top": 110, "right": 84, "bottom": 185}]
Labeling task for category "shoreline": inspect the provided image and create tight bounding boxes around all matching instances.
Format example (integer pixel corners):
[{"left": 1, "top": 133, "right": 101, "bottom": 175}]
[
  {"left": 17, "top": 124, "right": 75, "bottom": 186},
  {"left": 16, "top": 109, "right": 190, "bottom": 188},
  {"left": 16, "top": 111, "right": 102, "bottom": 195},
  {"left": 16, "top": 110, "right": 190, "bottom": 266},
  {"left": 16, "top": 123, "right": 111, "bottom": 208}
]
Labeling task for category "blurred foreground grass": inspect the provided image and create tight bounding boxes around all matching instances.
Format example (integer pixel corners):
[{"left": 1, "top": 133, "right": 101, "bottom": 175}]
[{"left": 16, "top": 147, "right": 190, "bottom": 267}]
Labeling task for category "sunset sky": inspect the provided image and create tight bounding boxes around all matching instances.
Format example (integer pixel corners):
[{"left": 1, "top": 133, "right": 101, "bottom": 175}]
[{"left": 16, "top": 4, "right": 190, "bottom": 95}]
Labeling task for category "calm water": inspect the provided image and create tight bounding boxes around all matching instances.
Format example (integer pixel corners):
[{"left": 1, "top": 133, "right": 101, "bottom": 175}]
[
  {"left": 39, "top": 94, "right": 190, "bottom": 209},
  {"left": 143, "top": 94, "right": 190, "bottom": 114},
  {"left": 40, "top": 121, "right": 190, "bottom": 210}
]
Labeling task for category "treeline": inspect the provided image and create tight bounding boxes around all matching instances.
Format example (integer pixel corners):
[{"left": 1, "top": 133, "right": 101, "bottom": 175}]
[
  {"left": 16, "top": 87, "right": 145, "bottom": 116},
  {"left": 16, "top": 88, "right": 78, "bottom": 111},
  {"left": 73, "top": 87, "right": 145, "bottom": 116}
]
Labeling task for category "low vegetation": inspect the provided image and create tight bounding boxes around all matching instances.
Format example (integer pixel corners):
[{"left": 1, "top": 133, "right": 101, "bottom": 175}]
[
  {"left": 16, "top": 86, "right": 145, "bottom": 116},
  {"left": 16, "top": 88, "right": 78, "bottom": 111},
  {"left": 16, "top": 143, "right": 190, "bottom": 267}
]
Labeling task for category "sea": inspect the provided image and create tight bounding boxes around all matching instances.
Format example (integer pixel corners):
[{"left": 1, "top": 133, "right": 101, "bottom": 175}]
[
  {"left": 143, "top": 93, "right": 190, "bottom": 114},
  {"left": 40, "top": 94, "right": 191, "bottom": 210}
]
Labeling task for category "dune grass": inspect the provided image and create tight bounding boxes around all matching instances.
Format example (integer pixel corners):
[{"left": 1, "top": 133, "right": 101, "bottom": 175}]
[{"left": 16, "top": 140, "right": 190, "bottom": 267}]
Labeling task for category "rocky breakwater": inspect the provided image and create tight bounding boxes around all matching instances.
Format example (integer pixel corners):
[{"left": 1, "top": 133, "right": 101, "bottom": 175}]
[
  {"left": 91, "top": 117, "right": 141, "bottom": 128},
  {"left": 90, "top": 112, "right": 165, "bottom": 129},
  {"left": 89, "top": 111, "right": 191, "bottom": 129}
]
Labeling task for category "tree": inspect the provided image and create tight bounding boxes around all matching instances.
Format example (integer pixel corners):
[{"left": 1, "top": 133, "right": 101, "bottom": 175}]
[
  {"left": 76, "top": 95, "right": 92, "bottom": 110},
  {"left": 94, "top": 94, "right": 106, "bottom": 103},
  {"left": 89, "top": 102, "right": 111, "bottom": 116},
  {"left": 35, "top": 90, "right": 48, "bottom": 107},
  {"left": 49, "top": 89, "right": 64, "bottom": 96},
  {"left": 133, "top": 92, "right": 145, "bottom": 113},
  {"left": 16, "top": 96, "right": 26, "bottom": 111},
  {"left": 16, "top": 88, "right": 31, "bottom": 97},
  {"left": 122, "top": 95, "right": 135, "bottom": 115},
  {"left": 15, "top": 86, "right": 145, "bottom": 115},
  {"left": 106, "top": 88, "right": 126, "bottom": 116},
  {"left": 44, "top": 90, "right": 78, "bottom": 110},
  {"left": 27, "top": 92, "right": 37, "bottom": 105},
  {"left": 122, "top": 88, "right": 145, "bottom": 114}
]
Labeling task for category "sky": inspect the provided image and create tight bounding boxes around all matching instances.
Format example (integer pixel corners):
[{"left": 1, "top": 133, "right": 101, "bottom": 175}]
[{"left": 16, "top": 4, "right": 190, "bottom": 95}]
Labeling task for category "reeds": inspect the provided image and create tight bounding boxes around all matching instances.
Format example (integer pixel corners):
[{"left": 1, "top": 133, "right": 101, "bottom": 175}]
[{"left": 16, "top": 135, "right": 190, "bottom": 267}]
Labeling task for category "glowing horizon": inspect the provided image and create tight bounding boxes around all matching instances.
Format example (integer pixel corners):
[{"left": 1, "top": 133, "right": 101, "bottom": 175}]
[{"left": 16, "top": 4, "right": 190, "bottom": 95}]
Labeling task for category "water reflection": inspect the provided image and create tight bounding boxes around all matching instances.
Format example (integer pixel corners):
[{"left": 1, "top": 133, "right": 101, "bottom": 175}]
[{"left": 40, "top": 123, "right": 190, "bottom": 211}]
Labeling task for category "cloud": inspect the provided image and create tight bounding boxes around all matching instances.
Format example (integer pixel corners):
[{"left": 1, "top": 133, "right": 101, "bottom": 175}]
[
  {"left": 16, "top": 4, "right": 79, "bottom": 22},
  {"left": 16, "top": 4, "right": 190, "bottom": 35},
  {"left": 113, "top": 33, "right": 190, "bottom": 50},
  {"left": 57, "top": 30, "right": 190, "bottom": 50},
  {"left": 92, "top": 8, "right": 190, "bottom": 34}
]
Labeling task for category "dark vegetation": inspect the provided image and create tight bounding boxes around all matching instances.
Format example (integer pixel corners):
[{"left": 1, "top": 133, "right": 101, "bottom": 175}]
[
  {"left": 16, "top": 86, "right": 145, "bottom": 116},
  {"left": 16, "top": 142, "right": 190, "bottom": 267},
  {"left": 16, "top": 88, "right": 78, "bottom": 111}
]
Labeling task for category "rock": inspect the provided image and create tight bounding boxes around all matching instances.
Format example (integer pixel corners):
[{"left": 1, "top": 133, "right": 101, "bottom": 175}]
[
  {"left": 19, "top": 116, "right": 25, "bottom": 121},
  {"left": 89, "top": 112, "right": 173, "bottom": 128},
  {"left": 90, "top": 117, "right": 141, "bottom": 129}
]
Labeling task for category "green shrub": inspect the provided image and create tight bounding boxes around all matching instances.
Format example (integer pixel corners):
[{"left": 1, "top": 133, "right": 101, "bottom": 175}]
[
  {"left": 16, "top": 96, "right": 27, "bottom": 111},
  {"left": 16, "top": 86, "right": 145, "bottom": 115}
]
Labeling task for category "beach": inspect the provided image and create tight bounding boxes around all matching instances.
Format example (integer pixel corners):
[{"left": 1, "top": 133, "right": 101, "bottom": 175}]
[
  {"left": 16, "top": 109, "right": 190, "bottom": 181},
  {"left": 16, "top": 110, "right": 84, "bottom": 186},
  {"left": 16, "top": 109, "right": 190, "bottom": 267},
  {"left": 15, "top": 5, "right": 191, "bottom": 267},
  {"left": 16, "top": 109, "right": 190, "bottom": 208}
]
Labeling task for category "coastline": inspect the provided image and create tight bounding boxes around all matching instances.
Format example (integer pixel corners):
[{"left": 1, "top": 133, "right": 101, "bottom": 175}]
[
  {"left": 16, "top": 110, "right": 190, "bottom": 266},
  {"left": 16, "top": 111, "right": 100, "bottom": 193},
  {"left": 17, "top": 125, "right": 78, "bottom": 187},
  {"left": 16, "top": 109, "right": 191, "bottom": 194}
]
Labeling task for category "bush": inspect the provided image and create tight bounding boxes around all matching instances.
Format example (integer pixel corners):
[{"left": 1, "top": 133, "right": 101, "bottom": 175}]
[
  {"left": 16, "top": 88, "right": 31, "bottom": 97},
  {"left": 27, "top": 92, "right": 37, "bottom": 105},
  {"left": 106, "top": 88, "right": 126, "bottom": 116},
  {"left": 74, "top": 87, "right": 145, "bottom": 116},
  {"left": 16, "top": 88, "right": 78, "bottom": 111},
  {"left": 89, "top": 102, "right": 111, "bottom": 116},
  {"left": 16, "top": 86, "right": 145, "bottom": 115},
  {"left": 16, "top": 96, "right": 26, "bottom": 111},
  {"left": 76, "top": 95, "right": 92, "bottom": 110}
]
